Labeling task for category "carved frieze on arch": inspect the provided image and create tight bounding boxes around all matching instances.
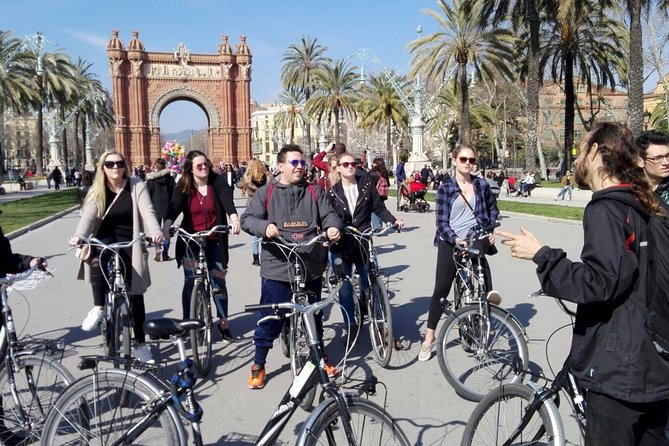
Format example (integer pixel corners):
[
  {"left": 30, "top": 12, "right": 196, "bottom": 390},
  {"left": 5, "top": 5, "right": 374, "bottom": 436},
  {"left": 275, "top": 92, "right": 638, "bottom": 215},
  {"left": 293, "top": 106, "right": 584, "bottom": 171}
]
[{"left": 149, "top": 86, "right": 221, "bottom": 129}]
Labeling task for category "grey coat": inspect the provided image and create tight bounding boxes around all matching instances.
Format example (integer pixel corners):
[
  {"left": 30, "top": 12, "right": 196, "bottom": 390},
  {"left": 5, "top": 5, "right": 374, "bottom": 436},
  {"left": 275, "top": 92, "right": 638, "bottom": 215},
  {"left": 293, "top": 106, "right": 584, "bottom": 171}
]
[
  {"left": 74, "top": 178, "right": 162, "bottom": 295},
  {"left": 241, "top": 178, "right": 342, "bottom": 282}
]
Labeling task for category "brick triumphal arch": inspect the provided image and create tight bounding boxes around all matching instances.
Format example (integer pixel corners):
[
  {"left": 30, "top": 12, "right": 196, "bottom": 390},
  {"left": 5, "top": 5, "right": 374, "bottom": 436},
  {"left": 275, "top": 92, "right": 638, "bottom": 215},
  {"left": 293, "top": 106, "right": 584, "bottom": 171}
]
[{"left": 106, "top": 31, "right": 252, "bottom": 166}]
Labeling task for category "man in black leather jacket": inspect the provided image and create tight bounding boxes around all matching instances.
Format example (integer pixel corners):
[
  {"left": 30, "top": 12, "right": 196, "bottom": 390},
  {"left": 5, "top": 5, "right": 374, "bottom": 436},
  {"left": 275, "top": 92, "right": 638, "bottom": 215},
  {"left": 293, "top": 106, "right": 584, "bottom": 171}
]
[
  {"left": 499, "top": 122, "right": 669, "bottom": 445},
  {"left": 0, "top": 211, "right": 45, "bottom": 277}
]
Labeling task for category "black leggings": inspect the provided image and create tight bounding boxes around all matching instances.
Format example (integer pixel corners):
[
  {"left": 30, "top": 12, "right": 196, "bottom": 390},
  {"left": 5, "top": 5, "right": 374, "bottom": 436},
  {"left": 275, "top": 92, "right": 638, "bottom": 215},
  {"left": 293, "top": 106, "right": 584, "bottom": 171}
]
[
  {"left": 427, "top": 239, "right": 493, "bottom": 331},
  {"left": 89, "top": 249, "right": 146, "bottom": 344}
]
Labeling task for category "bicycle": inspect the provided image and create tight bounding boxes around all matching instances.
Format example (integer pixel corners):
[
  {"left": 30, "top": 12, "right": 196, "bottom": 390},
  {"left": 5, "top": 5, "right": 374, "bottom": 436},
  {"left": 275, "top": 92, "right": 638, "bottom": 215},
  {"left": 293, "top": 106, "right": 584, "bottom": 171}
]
[
  {"left": 266, "top": 233, "right": 332, "bottom": 411},
  {"left": 460, "top": 292, "right": 587, "bottom": 446},
  {"left": 246, "top": 257, "right": 411, "bottom": 446},
  {"left": 78, "top": 234, "right": 152, "bottom": 364},
  {"left": 40, "top": 318, "right": 208, "bottom": 445},
  {"left": 170, "top": 224, "right": 230, "bottom": 377},
  {"left": 0, "top": 262, "right": 75, "bottom": 445},
  {"left": 436, "top": 223, "right": 530, "bottom": 402},
  {"left": 341, "top": 224, "right": 399, "bottom": 367}
]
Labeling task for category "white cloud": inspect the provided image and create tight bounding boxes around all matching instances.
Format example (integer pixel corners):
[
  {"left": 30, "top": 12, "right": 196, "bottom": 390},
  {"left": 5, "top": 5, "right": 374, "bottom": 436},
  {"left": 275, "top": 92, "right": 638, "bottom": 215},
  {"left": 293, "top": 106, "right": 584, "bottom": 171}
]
[{"left": 58, "top": 28, "right": 108, "bottom": 50}]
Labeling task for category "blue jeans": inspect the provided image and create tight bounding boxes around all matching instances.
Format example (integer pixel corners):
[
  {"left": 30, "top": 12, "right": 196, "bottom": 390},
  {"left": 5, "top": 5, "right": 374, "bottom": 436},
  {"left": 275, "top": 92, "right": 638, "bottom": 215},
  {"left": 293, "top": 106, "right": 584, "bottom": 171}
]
[
  {"left": 181, "top": 240, "right": 228, "bottom": 319},
  {"left": 370, "top": 212, "right": 382, "bottom": 230},
  {"left": 330, "top": 251, "right": 369, "bottom": 325},
  {"left": 251, "top": 235, "right": 260, "bottom": 255},
  {"left": 252, "top": 277, "right": 323, "bottom": 367}
]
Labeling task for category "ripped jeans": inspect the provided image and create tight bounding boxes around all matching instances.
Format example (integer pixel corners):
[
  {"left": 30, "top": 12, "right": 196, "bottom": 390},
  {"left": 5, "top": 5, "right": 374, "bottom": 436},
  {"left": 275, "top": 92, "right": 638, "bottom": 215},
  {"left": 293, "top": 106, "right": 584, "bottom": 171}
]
[{"left": 181, "top": 239, "right": 228, "bottom": 320}]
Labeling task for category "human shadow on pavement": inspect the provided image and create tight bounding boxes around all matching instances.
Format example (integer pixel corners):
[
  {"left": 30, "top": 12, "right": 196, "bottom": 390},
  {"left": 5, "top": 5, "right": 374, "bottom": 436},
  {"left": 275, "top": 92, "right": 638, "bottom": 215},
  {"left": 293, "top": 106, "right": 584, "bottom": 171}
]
[
  {"left": 375, "top": 243, "right": 406, "bottom": 256},
  {"left": 505, "top": 302, "right": 538, "bottom": 329}
]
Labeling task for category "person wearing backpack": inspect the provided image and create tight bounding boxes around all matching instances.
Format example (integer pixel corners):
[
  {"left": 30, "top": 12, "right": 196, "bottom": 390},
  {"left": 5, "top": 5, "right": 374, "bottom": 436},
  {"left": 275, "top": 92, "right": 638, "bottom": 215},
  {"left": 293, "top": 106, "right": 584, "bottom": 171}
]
[{"left": 498, "top": 122, "right": 669, "bottom": 446}]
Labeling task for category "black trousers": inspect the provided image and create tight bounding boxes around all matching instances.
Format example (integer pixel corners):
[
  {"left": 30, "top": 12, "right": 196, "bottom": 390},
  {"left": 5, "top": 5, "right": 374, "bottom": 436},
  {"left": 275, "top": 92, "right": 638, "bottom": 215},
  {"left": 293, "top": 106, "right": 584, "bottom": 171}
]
[
  {"left": 89, "top": 248, "right": 146, "bottom": 344},
  {"left": 585, "top": 391, "right": 669, "bottom": 446},
  {"left": 427, "top": 239, "right": 492, "bottom": 330}
]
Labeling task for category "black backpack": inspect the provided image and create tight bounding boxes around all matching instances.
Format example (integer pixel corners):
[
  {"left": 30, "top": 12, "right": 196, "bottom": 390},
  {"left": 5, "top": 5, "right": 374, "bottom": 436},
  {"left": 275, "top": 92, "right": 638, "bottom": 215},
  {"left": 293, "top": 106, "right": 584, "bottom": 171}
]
[{"left": 603, "top": 195, "right": 669, "bottom": 359}]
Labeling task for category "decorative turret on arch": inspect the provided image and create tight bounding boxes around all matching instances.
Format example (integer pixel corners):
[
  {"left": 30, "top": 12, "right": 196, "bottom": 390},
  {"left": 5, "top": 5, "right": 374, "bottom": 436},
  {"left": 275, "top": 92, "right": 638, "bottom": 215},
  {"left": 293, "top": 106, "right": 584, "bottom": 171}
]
[{"left": 106, "top": 31, "right": 252, "bottom": 166}]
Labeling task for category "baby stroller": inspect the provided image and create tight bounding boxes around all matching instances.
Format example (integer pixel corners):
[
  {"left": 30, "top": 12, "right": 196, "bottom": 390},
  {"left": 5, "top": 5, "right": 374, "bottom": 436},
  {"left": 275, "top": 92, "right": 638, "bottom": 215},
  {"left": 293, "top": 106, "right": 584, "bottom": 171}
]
[{"left": 400, "top": 185, "right": 430, "bottom": 213}]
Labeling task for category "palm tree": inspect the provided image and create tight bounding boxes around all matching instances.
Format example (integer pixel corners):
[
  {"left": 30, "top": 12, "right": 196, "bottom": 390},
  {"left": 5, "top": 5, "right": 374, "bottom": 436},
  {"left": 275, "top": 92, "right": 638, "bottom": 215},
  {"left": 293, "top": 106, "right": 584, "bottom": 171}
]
[
  {"left": 540, "top": 0, "right": 626, "bottom": 172},
  {"left": 306, "top": 59, "right": 359, "bottom": 144},
  {"left": 0, "top": 31, "right": 39, "bottom": 175},
  {"left": 625, "top": 0, "right": 669, "bottom": 135},
  {"left": 281, "top": 36, "right": 330, "bottom": 152},
  {"left": 274, "top": 89, "right": 307, "bottom": 145},
  {"left": 357, "top": 72, "right": 409, "bottom": 161},
  {"left": 408, "top": 0, "right": 516, "bottom": 144}
]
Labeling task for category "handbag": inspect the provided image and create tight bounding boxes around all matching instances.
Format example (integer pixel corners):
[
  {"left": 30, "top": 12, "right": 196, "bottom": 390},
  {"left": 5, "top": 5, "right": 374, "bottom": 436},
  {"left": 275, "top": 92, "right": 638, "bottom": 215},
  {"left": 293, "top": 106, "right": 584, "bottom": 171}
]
[{"left": 75, "top": 188, "right": 123, "bottom": 262}]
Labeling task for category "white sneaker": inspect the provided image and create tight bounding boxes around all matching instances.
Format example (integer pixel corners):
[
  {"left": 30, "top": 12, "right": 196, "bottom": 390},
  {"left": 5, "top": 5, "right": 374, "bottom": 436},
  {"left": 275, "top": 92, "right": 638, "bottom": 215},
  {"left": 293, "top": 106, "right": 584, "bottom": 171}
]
[
  {"left": 132, "top": 344, "right": 155, "bottom": 364},
  {"left": 418, "top": 340, "right": 436, "bottom": 362},
  {"left": 487, "top": 290, "right": 503, "bottom": 306},
  {"left": 81, "top": 307, "right": 104, "bottom": 332}
]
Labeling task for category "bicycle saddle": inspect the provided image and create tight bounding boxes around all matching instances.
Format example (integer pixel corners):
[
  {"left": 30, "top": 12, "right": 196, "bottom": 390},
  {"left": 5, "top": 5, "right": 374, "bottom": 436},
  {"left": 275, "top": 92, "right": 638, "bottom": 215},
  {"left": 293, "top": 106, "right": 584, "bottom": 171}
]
[{"left": 144, "top": 318, "right": 205, "bottom": 340}]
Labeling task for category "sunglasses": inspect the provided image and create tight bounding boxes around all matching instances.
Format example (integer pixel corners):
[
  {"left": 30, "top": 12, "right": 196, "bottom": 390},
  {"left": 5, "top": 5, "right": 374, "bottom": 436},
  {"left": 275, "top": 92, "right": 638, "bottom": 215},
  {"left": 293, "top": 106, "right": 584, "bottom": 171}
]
[
  {"left": 286, "top": 159, "right": 307, "bottom": 168},
  {"left": 194, "top": 162, "right": 211, "bottom": 170},
  {"left": 339, "top": 161, "right": 358, "bottom": 168},
  {"left": 458, "top": 156, "right": 477, "bottom": 165},
  {"left": 104, "top": 160, "right": 126, "bottom": 169}
]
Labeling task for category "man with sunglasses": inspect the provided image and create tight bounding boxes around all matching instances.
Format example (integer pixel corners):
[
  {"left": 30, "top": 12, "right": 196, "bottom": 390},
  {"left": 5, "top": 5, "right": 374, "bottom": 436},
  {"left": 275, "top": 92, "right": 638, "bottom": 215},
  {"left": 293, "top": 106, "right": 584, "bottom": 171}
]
[
  {"left": 637, "top": 130, "right": 669, "bottom": 209},
  {"left": 241, "top": 144, "right": 342, "bottom": 389}
]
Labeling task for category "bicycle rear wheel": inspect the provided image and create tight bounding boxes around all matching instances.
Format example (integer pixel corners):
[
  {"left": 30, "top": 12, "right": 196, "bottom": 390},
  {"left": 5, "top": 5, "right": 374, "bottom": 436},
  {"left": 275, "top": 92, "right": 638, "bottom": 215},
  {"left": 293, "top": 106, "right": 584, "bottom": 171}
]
[
  {"left": 290, "top": 310, "right": 316, "bottom": 411},
  {"left": 437, "top": 305, "right": 528, "bottom": 402},
  {"left": 0, "top": 353, "right": 74, "bottom": 445},
  {"left": 190, "top": 279, "right": 213, "bottom": 377},
  {"left": 460, "top": 383, "right": 564, "bottom": 446},
  {"left": 297, "top": 396, "right": 410, "bottom": 446},
  {"left": 368, "top": 275, "right": 393, "bottom": 367},
  {"left": 41, "top": 369, "right": 182, "bottom": 445}
]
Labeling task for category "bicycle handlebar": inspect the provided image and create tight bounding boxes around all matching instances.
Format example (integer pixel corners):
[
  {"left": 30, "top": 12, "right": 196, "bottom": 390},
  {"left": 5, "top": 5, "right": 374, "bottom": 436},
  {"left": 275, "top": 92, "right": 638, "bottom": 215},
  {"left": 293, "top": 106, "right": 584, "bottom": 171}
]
[
  {"left": 79, "top": 233, "right": 153, "bottom": 250},
  {"left": 170, "top": 224, "right": 230, "bottom": 239},
  {"left": 453, "top": 222, "right": 501, "bottom": 257},
  {"left": 263, "top": 232, "right": 327, "bottom": 248},
  {"left": 344, "top": 224, "right": 399, "bottom": 237},
  {"left": 0, "top": 261, "right": 50, "bottom": 286}
]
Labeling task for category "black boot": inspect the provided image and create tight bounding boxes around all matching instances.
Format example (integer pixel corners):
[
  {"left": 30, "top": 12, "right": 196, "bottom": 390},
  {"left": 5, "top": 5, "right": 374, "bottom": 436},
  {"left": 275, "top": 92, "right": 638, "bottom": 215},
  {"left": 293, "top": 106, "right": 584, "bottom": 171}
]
[{"left": 252, "top": 254, "right": 260, "bottom": 266}]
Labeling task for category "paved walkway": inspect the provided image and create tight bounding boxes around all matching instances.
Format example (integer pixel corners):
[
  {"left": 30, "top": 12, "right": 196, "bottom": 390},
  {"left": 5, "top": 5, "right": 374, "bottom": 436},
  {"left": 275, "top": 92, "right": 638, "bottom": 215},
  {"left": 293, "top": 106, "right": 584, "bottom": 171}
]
[{"left": 8, "top": 192, "right": 585, "bottom": 445}]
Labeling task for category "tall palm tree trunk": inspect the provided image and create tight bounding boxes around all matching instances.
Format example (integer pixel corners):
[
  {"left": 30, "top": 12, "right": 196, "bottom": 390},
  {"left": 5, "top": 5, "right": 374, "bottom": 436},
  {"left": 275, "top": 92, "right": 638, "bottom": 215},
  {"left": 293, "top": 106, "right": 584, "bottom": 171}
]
[
  {"left": 305, "top": 91, "right": 313, "bottom": 153},
  {"left": 563, "top": 50, "right": 575, "bottom": 172},
  {"left": 386, "top": 116, "right": 392, "bottom": 163},
  {"left": 458, "top": 60, "right": 470, "bottom": 144},
  {"left": 628, "top": 0, "right": 644, "bottom": 136},
  {"left": 36, "top": 105, "right": 44, "bottom": 174},
  {"left": 525, "top": 0, "right": 541, "bottom": 173}
]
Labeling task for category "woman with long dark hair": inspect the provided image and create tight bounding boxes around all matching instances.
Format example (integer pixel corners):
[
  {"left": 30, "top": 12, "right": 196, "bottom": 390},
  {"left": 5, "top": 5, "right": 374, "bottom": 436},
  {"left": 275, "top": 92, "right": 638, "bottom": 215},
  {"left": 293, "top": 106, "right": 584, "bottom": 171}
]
[{"left": 163, "top": 150, "right": 241, "bottom": 343}]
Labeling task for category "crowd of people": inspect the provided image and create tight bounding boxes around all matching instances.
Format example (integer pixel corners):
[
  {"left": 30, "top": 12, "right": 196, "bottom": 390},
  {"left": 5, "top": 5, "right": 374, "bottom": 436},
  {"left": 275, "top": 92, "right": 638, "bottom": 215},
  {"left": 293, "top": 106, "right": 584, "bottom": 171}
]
[{"left": 8, "top": 126, "right": 669, "bottom": 443}]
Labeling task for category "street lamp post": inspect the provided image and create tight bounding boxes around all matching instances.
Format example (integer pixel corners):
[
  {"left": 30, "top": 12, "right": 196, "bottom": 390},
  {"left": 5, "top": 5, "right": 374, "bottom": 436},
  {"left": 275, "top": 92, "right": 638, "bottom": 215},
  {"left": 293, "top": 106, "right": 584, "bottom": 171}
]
[{"left": 643, "top": 109, "right": 652, "bottom": 131}]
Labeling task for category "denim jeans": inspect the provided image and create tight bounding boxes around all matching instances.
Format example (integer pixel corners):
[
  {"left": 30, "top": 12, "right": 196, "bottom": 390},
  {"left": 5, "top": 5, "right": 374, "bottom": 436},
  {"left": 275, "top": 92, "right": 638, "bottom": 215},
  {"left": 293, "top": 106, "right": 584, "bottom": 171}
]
[
  {"left": 329, "top": 251, "right": 369, "bottom": 325},
  {"left": 181, "top": 239, "right": 228, "bottom": 319}
]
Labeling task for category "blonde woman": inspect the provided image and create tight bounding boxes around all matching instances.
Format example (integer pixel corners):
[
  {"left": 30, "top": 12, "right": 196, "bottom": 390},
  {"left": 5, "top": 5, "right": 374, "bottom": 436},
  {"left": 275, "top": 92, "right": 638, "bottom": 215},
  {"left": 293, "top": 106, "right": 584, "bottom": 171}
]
[
  {"left": 240, "top": 159, "right": 272, "bottom": 265},
  {"left": 69, "top": 151, "right": 163, "bottom": 363}
]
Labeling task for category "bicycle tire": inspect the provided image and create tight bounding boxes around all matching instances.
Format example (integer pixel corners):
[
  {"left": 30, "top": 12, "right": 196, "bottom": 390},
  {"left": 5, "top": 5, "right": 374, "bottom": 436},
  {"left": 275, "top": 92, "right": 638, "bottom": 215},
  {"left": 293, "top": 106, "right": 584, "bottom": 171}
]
[
  {"left": 290, "top": 310, "right": 316, "bottom": 411},
  {"left": 368, "top": 275, "right": 393, "bottom": 367},
  {"left": 190, "top": 279, "right": 213, "bottom": 377},
  {"left": 0, "top": 321, "right": 7, "bottom": 361},
  {"left": 437, "top": 305, "right": 529, "bottom": 402},
  {"left": 0, "top": 353, "right": 74, "bottom": 445},
  {"left": 460, "top": 383, "right": 564, "bottom": 446},
  {"left": 41, "top": 369, "right": 182, "bottom": 445},
  {"left": 297, "top": 396, "right": 411, "bottom": 446},
  {"left": 112, "top": 295, "right": 132, "bottom": 362}
]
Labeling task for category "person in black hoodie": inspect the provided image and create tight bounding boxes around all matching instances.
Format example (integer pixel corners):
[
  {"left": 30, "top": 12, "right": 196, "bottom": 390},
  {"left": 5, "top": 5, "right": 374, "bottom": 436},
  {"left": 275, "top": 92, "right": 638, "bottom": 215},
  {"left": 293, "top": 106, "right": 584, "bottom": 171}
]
[
  {"left": 146, "top": 158, "right": 175, "bottom": 261},
  {"left": 499, "top": 122, "right": 669, "bottom": 445},
  {"left": 0, "top": 211, "right": 45, "bottom": 277}
]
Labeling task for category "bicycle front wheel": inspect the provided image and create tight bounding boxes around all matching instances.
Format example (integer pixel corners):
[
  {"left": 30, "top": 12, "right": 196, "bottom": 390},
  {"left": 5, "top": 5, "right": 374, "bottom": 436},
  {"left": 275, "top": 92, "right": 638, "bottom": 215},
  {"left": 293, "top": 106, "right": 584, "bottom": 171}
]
[
  {"left": 0, "top": 353, "right": 74, "bottom": 445},
  {"left": 437, "top": 305, "right": 528, "bottom": 402},
  {"left": 298, "top": 396, "right": 410, "bottom": 446},
  {"left": 110, "top": 295, "right": 131, "bottom": 361},
  {"left": 460, "top": 383, "right": 564, "bottom": 446},
  {"left": 290, "top": 311, "right": 316, "bottom": 411},
  {"left": 368, "top": 275, "right": 393, "bottom": 367},
  {"left": 41, "top": 369, "right": 182, "bottom": 445},
  {"left": 190, "top": 279, "right": 213, "bottom": 377}
]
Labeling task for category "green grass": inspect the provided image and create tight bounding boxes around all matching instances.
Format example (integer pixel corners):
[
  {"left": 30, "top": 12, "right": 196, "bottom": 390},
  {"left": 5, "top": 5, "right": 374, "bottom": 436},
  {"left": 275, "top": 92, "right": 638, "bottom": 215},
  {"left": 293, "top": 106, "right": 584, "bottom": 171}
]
[
  {"left": 0, "top": 189, "right": 78, "bottom": 233},
  {"left": 387, "top": 188, "right": 583, "bottom": 221}
]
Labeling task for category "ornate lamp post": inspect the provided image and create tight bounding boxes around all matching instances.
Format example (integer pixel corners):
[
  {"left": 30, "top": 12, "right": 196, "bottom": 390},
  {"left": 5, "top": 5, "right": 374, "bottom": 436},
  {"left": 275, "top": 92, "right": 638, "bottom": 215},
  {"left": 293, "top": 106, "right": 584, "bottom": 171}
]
[{"left": 643, "top": 109, "right": 652, "bottom": 131}]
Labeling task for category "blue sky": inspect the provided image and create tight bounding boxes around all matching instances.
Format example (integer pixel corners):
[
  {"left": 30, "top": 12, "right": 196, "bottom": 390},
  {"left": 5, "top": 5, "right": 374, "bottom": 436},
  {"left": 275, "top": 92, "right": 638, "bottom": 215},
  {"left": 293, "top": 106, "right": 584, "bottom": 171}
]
[{"left": 1, "top": 0, "right": 440, "bottom": 133}]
